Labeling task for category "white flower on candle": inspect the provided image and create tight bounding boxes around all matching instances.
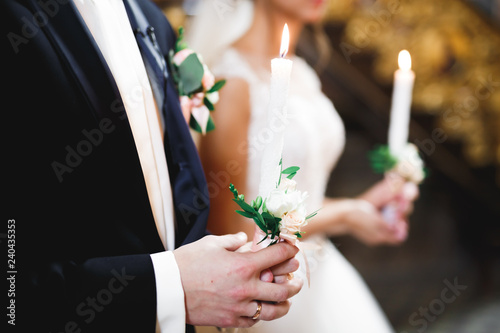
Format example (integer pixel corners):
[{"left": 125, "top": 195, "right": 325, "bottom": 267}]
[
  {"left": 393, "top": 143, "right": 425, "bottom": 184},
  {"left": 266, "top": 188, "right": 308, "bottom": 218}
]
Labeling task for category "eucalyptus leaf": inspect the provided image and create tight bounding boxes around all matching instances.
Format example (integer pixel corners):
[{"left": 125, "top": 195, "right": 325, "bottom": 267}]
[
  {"left": 207, "top": 79, "right": 226, "bottom": 93},
  {"left": 177, "top": 53, "right": 204, "bottom": 95}
]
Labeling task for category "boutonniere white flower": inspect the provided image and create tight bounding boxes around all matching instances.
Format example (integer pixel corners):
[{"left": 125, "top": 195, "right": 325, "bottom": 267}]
[{"left": 169, "top": 27, "right": 226, "bottom": 134}]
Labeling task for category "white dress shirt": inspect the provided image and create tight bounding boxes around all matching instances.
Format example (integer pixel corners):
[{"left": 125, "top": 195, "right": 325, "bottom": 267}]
[{"left": 72, "top": 1, "right": 185, "bottom": 332}]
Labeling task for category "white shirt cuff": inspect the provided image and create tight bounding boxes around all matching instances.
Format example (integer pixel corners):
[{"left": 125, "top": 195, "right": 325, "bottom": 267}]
[{"left": 150, "top": 251, "right": 185, "bottom": 333}]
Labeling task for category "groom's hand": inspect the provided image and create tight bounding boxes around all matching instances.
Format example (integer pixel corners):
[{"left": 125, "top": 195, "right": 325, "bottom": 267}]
[{"left": 173, "top": 232, "right": 303, "bottom": 328}]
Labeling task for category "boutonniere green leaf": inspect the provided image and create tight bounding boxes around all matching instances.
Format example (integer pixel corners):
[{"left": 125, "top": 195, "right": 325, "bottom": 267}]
[{"left": 176, "top": 53, "right": 204, "bottom": 95}]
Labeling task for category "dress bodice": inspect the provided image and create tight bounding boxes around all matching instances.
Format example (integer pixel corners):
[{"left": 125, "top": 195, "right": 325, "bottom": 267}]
[{"left": 213, "top": 48, "right": 345, "bottom": 210}]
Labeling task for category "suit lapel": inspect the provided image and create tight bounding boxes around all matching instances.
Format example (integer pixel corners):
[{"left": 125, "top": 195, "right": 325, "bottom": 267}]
[{"left": 25, "top": 0, "right": 165, "bottom": 252}]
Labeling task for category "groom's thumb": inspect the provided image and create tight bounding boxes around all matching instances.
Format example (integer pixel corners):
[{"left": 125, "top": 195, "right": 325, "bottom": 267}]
[{"left": 219, "top": 232, "right": 248, "bottom": 251}]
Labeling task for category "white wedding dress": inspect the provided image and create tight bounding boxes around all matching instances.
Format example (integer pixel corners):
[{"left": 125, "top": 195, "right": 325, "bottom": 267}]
[{"left": 207, "top": 48, "right": 395, "bottom": 333}]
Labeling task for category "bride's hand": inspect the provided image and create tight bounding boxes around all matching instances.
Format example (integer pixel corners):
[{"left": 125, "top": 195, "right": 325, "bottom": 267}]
[
  {"left": 338, "top": 176, "right": 420, "bottom": 246},
  {"left": 360, "top": 174, "right": 419, "bottom": 218},
  {"left": 329, "top": 199, "right": 408, "bottom": 246}
]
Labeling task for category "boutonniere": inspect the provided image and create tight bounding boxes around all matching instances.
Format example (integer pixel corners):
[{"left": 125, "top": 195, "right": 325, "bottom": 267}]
[
  {"left": 169, "top": 27, "right": 226, "bottom": 134},
  {"left": 368, "top": 143, "right": 426, "bottom": 184}
]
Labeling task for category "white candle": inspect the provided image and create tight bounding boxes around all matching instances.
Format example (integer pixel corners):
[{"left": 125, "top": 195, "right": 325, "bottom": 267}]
[
  {"left": 388, "top": 50, "right": 415, "bottom": 158},
  {"left": 258, "top": 24, "right": 293, "bottom": 199}
]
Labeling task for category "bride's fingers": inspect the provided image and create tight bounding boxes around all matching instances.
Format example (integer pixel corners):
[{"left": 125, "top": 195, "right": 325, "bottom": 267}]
[
  {"left": 269, "top": 258, "right": 300, "bottom": 277},
  {"left": 259, "top": 300, "right": 292, "bottom": 321},
  {"left": 403, "top": 182, "right": 419, "bottom": 201},
  {"left": 260, "top": 268, "right": 274, "bottom": 282},
  {"left": 236, "top": 241, "right": 253, "bottom": 253},
  {"left": 273, "top": 274, "right": 293, "bottom": 284}
]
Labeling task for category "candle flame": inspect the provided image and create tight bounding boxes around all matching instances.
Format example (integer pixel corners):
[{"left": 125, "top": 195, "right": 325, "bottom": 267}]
[
  {"left": 398, "top": 50, "right": 412, "bottom": 71},
  {"left": 280, "top": 24, "right": 289, "bottom": 58}
]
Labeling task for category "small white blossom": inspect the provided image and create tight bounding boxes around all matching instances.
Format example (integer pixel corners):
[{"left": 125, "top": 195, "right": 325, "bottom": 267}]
[{"left": 394, "top": 143, "right": 425, "bottom": 184}]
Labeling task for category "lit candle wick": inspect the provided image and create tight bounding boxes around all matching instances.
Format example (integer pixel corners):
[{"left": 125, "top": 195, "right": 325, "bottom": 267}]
[
  {"left": 280, "top": 23, "right": 289, "bottom": 58},
  {"left": 398, "top": 49, "right": 412, "bottom": 71}
]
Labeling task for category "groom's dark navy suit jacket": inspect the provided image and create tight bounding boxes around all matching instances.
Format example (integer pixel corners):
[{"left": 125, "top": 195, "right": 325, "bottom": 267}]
[{"left": 2, "top": 0, "right": 209, "bottom": 331}]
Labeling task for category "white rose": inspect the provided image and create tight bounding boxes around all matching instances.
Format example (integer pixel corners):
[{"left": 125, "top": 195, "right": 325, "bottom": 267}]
[
  {"left": 280, "top": 209, "right": 307, "bottom": 234},
  {"left": 266, "top": 188, "right": 308, "bottom": 218},
  {"left": 394, "top": 143, "right": 425, "bottom": 184}
]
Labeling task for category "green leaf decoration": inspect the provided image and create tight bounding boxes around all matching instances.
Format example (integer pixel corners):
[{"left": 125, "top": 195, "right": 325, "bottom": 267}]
[
  {"left": 205, "top": 115, "right": 215, "bottom": 133},
  {"left": 277, "top": 158, "right": 283, "bottom": 187},
  {"left": 207, "top": 79, "right": 226, "bottom": 93},
  {"left": 232, "top": 198, "right": 257, "bottom": 215},
  {"left": 282, "top": 166, "right": 300, "bottom": 175},
  {"left": 204, "top": 96, "right": 214, "bottom": 111},
  {"left": 261, "top": 198, "right": 268, "bottom": 213},
  {"left": 256, "top": 234, "right": 269, "bottom": 245},
  {"left": 189, "top": 114, "right": 202, "bottom": 133},
  {"left": 175, "top": 27, "right": 188, "bottom": 52},
  {"left": 306, "top": 209, "right": 320, "bottom": 220},
  {"left": 269, "top": 239, "right": 279, "bottom": 246},
  {"left": 294, "top": 232, "right": 303, "bottom": 238},
  {"left": 177, "top": 53, "right": 204, "bottom": 95},
  {"left": 251, "top": 196, "right": 263, "bottom": 210},
  {"left": 262, "top": 212, "right": 281, "bottom": 240},
  {"left": 282, "top": 166, "right": 300, "bottom": 180},
  {"left": 252, "top": 216, "right": 268, "bottom": 234},
  {"left": 262, "top": 212, "right": 277, "bottom": 230},
  {"left": 236, "top": 210, "right": 255, "bottom": 219},
  {"left": 229, "top": 183, "right": 238, "bottom": 199},
  {"left": 368, "top": 145, "right": 397, "bottom": 174},
  {"left": 188, "top": 111, "right": 215, "bottom": 134}
]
